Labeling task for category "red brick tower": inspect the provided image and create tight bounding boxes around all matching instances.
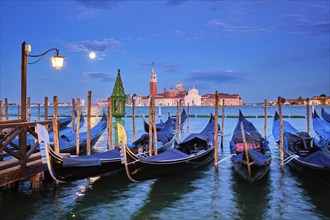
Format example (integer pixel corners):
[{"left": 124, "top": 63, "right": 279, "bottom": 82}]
[{"left": 150, "top": 62, "right": 157, "bottom": 96}]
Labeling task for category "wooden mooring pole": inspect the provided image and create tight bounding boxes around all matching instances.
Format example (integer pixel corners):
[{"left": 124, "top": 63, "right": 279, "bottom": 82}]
[
  {"left": 132, "top": 97, "right": 136, "bottom": 142},
  {"left": 71, "top": 98, "right": 75, "bottom": 132},
  {"left": 306, "top": 98, "right": 310, "bottom": 135},
  {"left": 264, "top": 99, "right": 268, "bottom": 138},
  {"left": 53, "top": 96, "right": 60, "bottom": 153},
  {"left": 278, "top": 96, "right": 284, "bottom": 173},
  {"left": 214, "top": 90, "right": 219, "bottom": 171},
  {"left": 0, "top": 99, "right": 2, "bottom": 120},
  {"left": 5, "top": 98, "right": 8, "bottom": 120},
  {"left": 149, "top": 97, "right": 153, "bottom": 156},
  {"left": 107, "top": 97, "right": 113, "bottom": 150},
  {"left": 221, "top": 99, "right": 225, "bottom": 149},
  {"left": 37, "top": 104, "right": 41, "bottom": 121},
  {"left": 76, "top": 98, "right": 81, "bottom": 155},
  {"left": 241, "top": 121, "right": 251, "bottom": 179},
  {"left": 44, "top": 97, "right": 48, "bottom": 120},
  {"left": 87, "top": 91, "right": 91, "bottom": 155},
  {"left": 27, "top": 97, "right": 31, "bottom": 122},
  {"left": 187, "top": 102, "right": 190, "bottom": 133},
  {"left": 152, "top": 98, "right": 157, "bottom": 155}
]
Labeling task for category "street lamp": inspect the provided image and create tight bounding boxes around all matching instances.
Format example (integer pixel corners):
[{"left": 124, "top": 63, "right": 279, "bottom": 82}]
[
  {"left": 21, "top": 41, "right": 65, "bottom": 121},
  {"left": 20, "top": 41, "right": 64, "bottom": 151}
]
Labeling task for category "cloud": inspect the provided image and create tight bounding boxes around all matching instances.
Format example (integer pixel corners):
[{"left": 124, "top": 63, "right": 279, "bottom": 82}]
[
  {"left": 74, "top": 0, "right": 121, "bottom": 9},
  {"left": 65, "top": 38, "right": 122, "bottom": 57},
  {"left": 279, "top": 14, "right": 330, "bottom": 35},
  {"left": 82, "top": 72, "right": 114, "bottom": 82},
  {"left": 207, "top": 19, "right": 272, "bottom": 35}
]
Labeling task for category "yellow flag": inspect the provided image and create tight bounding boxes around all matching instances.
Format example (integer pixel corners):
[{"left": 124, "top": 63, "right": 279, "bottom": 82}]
[{"left": 117, "top": 123, "right": 127, "bottom": 146}]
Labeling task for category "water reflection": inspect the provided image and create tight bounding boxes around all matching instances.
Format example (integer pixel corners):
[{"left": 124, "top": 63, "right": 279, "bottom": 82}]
[
  {"left": 132, "top": 167, "right": 208, "bottom": 219},
  {"left": 286, "top": 169, "right": 330, "bottom": 219},
  {"left": 231, "top": 169, "right": 271, "bottom": 219}
]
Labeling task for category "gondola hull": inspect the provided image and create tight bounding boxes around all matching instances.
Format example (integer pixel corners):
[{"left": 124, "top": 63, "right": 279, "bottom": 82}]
[
  {"left": 45, "top": 135, "right": 175, "bottom": 181},
  {"left": 230, "top": 110, "right": 271, "bottom": 182},
  {"left": 49, "top": 151, "right": 123, "bottom": 181},
  {"left": 273, "top": 111, "right": 330, "bottom": 183},
  {"left": 283, "top": 151, "right": 330, "bottom": 182},
  {"left": 126, "top": 148, "right": 214, "bottom": 181},
  {"left": 232, "top": 158, "right": 271, "bottom": 183}
]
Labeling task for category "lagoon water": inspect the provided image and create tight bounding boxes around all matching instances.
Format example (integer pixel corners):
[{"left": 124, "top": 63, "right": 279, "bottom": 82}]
[{"left": 1, "top": 105, "right": 330, "bottom": 220}]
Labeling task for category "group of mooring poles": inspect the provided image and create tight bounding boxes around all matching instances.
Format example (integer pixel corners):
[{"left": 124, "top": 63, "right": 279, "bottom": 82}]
[{"left": 0, "top": 91, "right": 116, "bottom": 157}]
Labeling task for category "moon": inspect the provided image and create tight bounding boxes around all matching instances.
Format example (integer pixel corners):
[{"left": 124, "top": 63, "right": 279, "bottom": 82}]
[{"left": 89, "top": 52, "right": 96, "bottom": 59}]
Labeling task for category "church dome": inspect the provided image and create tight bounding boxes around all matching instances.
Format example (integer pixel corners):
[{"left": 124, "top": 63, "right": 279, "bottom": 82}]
[{"left": 175, "top": 81, "right": 184, "bottom": 91}]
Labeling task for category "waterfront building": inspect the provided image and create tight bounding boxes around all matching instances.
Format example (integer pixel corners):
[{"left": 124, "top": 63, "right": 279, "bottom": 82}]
[
  {"left": 201, "top": 93, "right": 243, "bottom": 106},
  {"left": 184, "top": 86, "right": 202, "bottom": 106}
]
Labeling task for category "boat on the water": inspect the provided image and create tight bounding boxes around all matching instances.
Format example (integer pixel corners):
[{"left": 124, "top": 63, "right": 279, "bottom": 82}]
[
  {"left": 230, "top": 110, "right": 271, "bottom": 182},
  {"left": 122, "top": 113, "right": 218, "bottom": 182},
  {"left": 37, "top": 116, "right": 176, "bottom": 182},
  {"left": 272, "top": 111, "right": 330, "bottom": 182},
  {"left": 143, "top": 108, "right": 187, "bottom": 132},
  {"left": 321, "top": 107, "right": 330, "bottom": 123},
  {"left": 313, "top": 109, "right": 330, "bottom": 148}
]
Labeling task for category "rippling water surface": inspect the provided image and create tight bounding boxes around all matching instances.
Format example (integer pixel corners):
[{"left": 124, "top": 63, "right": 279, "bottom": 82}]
[{"left": 1, "top": 105, "right": 330, "bottom": 220}]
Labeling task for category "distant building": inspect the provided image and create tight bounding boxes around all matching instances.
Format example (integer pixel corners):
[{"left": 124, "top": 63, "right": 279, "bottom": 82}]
[
  {"left": 184, "top": 86, "right": 202, "bottom": 106},
  {"left": 106, "top": 63, "right": 243, "bottom": 107},
  {"left": 201, "top": 93, "right": 243, "bottom": 106}
]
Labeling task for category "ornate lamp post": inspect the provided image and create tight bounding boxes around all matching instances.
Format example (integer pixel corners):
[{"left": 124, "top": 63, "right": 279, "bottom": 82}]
[
  {"left": 111, "top": 69, "right": 126, "bottom": 148},
  {"left": 21, "top": 41, "right": 64, "bottom": 121},
  {"left": 20, "top": 41, "right": 64, "bottom": 148}
]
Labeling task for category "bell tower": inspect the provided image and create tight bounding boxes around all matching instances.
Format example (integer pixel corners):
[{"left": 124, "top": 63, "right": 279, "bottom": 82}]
[{"left": 150, "top": 62, "right": 157, "bottom": 96}]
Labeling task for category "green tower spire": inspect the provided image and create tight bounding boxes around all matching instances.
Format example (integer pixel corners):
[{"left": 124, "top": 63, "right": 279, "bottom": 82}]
[{"left": 111, "top": 69, "right": 126, "bottom": 118}]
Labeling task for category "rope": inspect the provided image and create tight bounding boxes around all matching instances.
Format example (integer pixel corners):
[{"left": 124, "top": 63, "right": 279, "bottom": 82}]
[
  {"left": 283, "top": 155, "right": 299, "bottom": 165},
  {"left": 215, "top": 154, "right": 235, "bottom": 165}
]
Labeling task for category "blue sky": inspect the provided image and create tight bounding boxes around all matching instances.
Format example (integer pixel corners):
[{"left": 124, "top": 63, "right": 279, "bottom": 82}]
[{"left": 0, "top": 0, "right": 329, "bottom": 103}]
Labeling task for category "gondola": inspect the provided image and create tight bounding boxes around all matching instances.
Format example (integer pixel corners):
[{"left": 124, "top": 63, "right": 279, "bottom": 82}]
[
  {"left": 321, "top": 107, "right": 330, "bottom": 123},
  {"left": 37, "top": 117, "right": 176, "bottom": 182},
  {"left": 58, "top": 110, "right": 79, "bottom": 130},
  {"left": 122, "top": 113, "right": 218, "bottom": 182},
  {"left": 229, "top": 110, "right": 271, "bottom": 182},
  {"left": 272, "top": 111, "right": 330, "bottom": 182},
  {"left": 57, "top": 113, "right": 107, "bottom": 154},
  {"left": 59, "top": 115, "right": 73, "bottom": 130},
  {"left": 313, "top": 109, "right": 330, "bottom": 148},
  {"left": 143, "top": 108, "right": 187, "bottom": 132},
  {"left": 10, "top": 113, "right": 85, "bottom": 153}
]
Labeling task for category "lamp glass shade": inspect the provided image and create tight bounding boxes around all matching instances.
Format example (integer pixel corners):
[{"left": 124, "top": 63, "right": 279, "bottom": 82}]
[{"left": 50, "top": 55, "right": 64, "bottom": 69}]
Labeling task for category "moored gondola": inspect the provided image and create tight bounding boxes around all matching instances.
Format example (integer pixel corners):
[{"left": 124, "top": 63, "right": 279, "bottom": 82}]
[
  {"left": 272, "top": 111, "right": 330, "bottom": 182},
  {"left": 321, "top": 107, "right": 330, "bottom": 123},
  {"left": 230, "top": 110, "right": 271, "bottom": 182},
  {"left": 122, "top": 113, "right": 218, "bottom": 182},
  {"left": 312, "top": 109, "right": 330, "bottom": 148},
  {"left": 37, "top": 116, "right": 176, "bottom": 182},
  {"left": 143, "top": 108, "right": 187, "bottom": 132},
  {"left": 58, "top": 113, "right": 107, "bottom": 154}
]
